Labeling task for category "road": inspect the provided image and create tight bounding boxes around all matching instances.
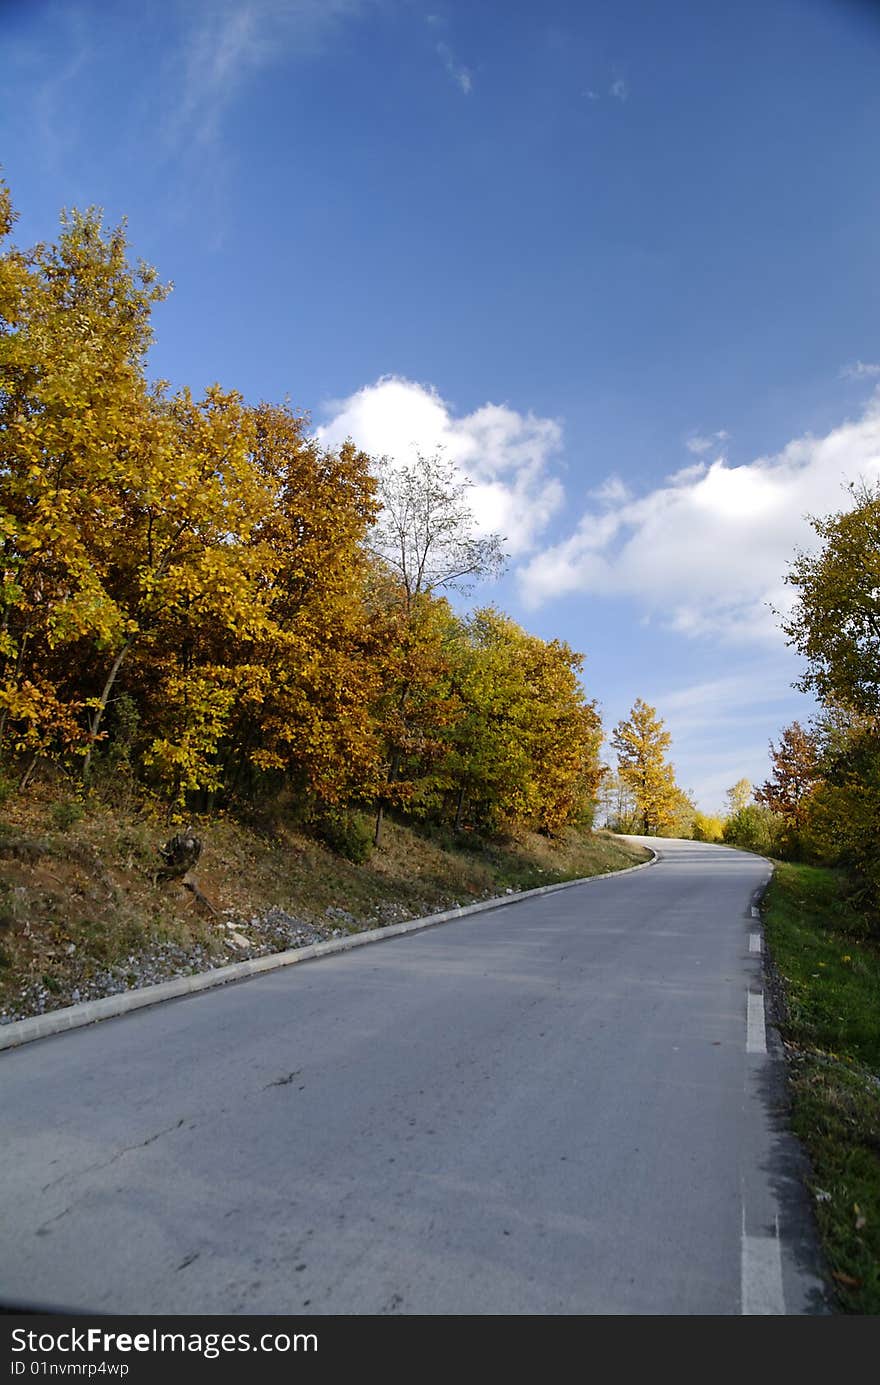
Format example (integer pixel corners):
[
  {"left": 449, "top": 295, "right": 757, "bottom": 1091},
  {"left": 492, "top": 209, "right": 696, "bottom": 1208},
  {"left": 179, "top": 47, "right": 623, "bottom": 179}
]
[{"left": 1, "top": 838, "right": 828, "bottom": 1315}]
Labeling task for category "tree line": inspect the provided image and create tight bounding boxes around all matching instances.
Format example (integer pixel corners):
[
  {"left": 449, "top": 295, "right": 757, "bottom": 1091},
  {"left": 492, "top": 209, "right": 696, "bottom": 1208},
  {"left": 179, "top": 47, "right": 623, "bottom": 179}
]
[
  {"left": 727, "top": 481, "right": 880, "bottom": 925},
  {"left": 600, "top": 479, "right": 880, "bottom": 931},
  {"left": 0, "top": 181, "right": 603, "bottom": 847}
]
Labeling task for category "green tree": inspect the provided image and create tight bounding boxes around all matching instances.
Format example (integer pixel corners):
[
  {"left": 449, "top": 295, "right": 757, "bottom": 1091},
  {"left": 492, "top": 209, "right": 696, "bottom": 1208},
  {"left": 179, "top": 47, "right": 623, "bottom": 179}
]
[
  {"left": 780, "top": 484, "right": 880, "bottom": 919},
  {"left": 722, "top": 803, "right": 782, "bottom": 856},
  {"left": 782, "top": 480, "right": 880, "bottom": 716}
]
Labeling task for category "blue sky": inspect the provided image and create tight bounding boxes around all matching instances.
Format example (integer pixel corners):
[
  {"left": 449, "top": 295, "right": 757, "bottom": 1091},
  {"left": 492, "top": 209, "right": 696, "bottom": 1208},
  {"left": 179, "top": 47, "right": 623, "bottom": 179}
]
[{"left": 3, "top": 0, "right": 880, "bottom": 810}]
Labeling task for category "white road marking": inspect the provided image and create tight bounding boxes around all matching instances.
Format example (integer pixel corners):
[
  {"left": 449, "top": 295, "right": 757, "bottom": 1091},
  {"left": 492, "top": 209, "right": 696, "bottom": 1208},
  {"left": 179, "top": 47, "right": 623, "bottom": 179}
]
[
  {"left": 746, "top": 991, "right": 767, "bottom": 1054},
  {"left": 749, "top": 933, "right": 762, "bottom": 954},
  {"left": 750, "top": 905, "right": 760, "bottom": 919},
  {"left": 741, "top": 1229, "right": 786, "bottom": 1315}
]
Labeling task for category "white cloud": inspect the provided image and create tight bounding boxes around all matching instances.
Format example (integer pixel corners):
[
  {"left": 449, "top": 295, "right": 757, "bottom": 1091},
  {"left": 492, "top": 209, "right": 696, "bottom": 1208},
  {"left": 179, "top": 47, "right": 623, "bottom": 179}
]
[
  {"left": 842, "top": 360, "right": 880, "bottom": 380},
  {"left": 166, "top": 0, "right": 366, "bottom": 146},
  {"left": 590, "top": 475, "right": 631, "bottom": 505},
  {"left": 686, "top": 429, "right": 729, "bottom": 456},
  {"left": 315, "top": 376, "right": 564, "bottom": 554},
  {"left": 435, "top": 39, "right": 472, "bottom": 94},
  {"left": 610, "top": 76, "right": 628, "bottom": 101},
  {"left": 14, "top": 4, "right": 91, "bottom": 169},
  {"left": 518, "top": 393, "right": 880, "bottom": 639}
]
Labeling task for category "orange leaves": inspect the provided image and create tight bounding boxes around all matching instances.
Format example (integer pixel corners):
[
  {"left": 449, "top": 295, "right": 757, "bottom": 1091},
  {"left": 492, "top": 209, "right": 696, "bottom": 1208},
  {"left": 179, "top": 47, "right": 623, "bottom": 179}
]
[{"left": 0, "top": 177, "right": 603, "bottom": 831}]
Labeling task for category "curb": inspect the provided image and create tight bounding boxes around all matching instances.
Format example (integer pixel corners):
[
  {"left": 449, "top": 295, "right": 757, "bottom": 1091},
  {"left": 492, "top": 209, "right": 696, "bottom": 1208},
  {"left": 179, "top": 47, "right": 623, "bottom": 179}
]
[{"left": 0, "top": 849, "right": 657, "bottom": 1053}]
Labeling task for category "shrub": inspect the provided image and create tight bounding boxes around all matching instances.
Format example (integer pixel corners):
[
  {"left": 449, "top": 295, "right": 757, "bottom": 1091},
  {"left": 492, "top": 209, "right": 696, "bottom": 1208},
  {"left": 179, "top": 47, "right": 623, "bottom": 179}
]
[
  {"left": 313, "top": 808, "right": 373, "bottom": 864},
  {"left": 692, "top": 812, "right": 725, "bottom": 842},
  {"left": 49, "top": 799, "right": 85, "bottom": 833},
  {"left": 722, "top": 803, "right": 783, "bottom": 856}
]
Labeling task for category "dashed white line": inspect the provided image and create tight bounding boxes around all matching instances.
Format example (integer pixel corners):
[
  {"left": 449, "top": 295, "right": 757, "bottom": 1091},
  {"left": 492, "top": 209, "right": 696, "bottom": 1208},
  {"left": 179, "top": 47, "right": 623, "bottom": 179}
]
[
  {"left": 741, "top": 1230, "right": 786, "bottom": 1314},
  {"left": 750, "top": 905, "right": 761, "bottom": 919},
  {"left": 749, "top": 933, "right": 762, "bottom": 954},
  {"left": 746, "top": 990, "right": 767, "bottom": 1054}
]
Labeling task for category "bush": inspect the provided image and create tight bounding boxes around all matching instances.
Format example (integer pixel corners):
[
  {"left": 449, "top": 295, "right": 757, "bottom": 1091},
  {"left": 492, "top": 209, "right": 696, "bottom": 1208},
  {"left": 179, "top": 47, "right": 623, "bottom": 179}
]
[
  {"left": 799, "top": 729, "right": 880, "bottom": 928},
  {"left": 692, "top": 812, "right": 725, "bottom": 842},
  {"left": 313, "top": 808, "right": 373, "bottom": 864},
  {"left": 49, "top": 798, "right": 85, "bottom": 833},
  {"left": 722, "top": 803, "right": 783, "bottom": 856}
]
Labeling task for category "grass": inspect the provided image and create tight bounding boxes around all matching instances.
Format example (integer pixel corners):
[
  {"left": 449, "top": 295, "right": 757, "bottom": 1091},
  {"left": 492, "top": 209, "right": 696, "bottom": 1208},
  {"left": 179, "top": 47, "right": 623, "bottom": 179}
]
[
  {"left": 0, "top": 782, "right": 650, "bottom": 1024},
  {"left": 763, "top": 861, "right": 880, "bottom": 1313}
]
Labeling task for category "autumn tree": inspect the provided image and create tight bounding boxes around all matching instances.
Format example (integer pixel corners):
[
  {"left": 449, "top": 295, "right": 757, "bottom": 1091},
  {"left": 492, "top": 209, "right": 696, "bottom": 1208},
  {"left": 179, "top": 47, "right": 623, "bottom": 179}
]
[
  {"left": 0, "top": 192, "right": 171, "bottom": 774},
  {"left": 660, "top": 784, "right": 697, "bottom": 839},
  {"left": 367, "top": 450, "right": 505, "bottom": 844},
  {"left": 692, "top": 811, "right": 724, "bottom": 842},
  {"left": 754, "top": 721, "right": 820, "bottom": 830},
  {"left": 517, "top": 632, "right": 603, "bottom": 834},
  {"left": 611, "top": 699, "right": 679, "bottom": 835},
  {"left": 0, "top": 175, "right": 607, "bottom": 848},
  {"left": 222, "top": 404, "right": 381, "bottom": 808},
  {"left": 597, "top": 771, "right": 640, "bottom": 833},
  {"left": 725, "top": 778, "right": 752, "bottom": 817}
]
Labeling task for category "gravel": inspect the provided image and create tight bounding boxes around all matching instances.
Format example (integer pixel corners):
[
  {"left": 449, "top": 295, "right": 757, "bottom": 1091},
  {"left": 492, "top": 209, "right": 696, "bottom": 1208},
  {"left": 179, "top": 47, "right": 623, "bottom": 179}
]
[{"left": 0, "top": 905, "right": 358, "bottom": 1026}]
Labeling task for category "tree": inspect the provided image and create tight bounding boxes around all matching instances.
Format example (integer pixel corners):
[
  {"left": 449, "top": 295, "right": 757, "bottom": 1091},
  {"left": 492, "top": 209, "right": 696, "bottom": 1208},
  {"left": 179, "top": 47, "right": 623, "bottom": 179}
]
[
  {"left": 368, "top": 450, "right": 505, "bottom": 612},
  {"left": 782, "top": 481, "right": 880, "bottom": 716},
  {"left": 754, "top": 721, "right": 820, "bottom": 830},
  {"left": 367, "top": 451, "right": 506, "bottom": 844},
  {"left": 225, "top": 404, "right": 382, "bottom": 808},
  {"left": 611, "top": 699, "right": 679, "bottom": 835},
  {"left": 725, "top": 778, "right": 752, "bottom": 817},
  {"left": 0, "top": 194, "right": 172, "bottom": 774},
  {"left": 803, "top": 722, "right": 880, "bottom": 917},
  {"left": 597, "top": 771, "right": 640, "bottom": 833},
  {"left": 692, "top": 811, "right": 725, "bottom": 842},
  {"left": 437, "top": 608, "right": 535, "bottom": 831},
  {"left": 659, "top": 784, "right": 697, "bottom": 838},
  {"left": 722, "top": 803, "right": 782, "bottom": 856},
  {"left": 778, "top": 484, "right": 880, "bottom": 919}
]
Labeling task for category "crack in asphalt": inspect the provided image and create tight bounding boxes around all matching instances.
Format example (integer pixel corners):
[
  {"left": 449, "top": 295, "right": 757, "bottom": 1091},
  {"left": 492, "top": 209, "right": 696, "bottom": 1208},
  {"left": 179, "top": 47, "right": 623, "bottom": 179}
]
[
  {"left": 40, "top": 1118, "right": 189, "bottom": 1193},
  {"left": 263, "top": 1071, "right": 302, "bottom": 1090}
]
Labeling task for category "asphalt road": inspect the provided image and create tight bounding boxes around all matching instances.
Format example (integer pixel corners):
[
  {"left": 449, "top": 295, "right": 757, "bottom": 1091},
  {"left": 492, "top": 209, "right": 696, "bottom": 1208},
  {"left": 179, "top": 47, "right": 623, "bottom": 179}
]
[{"left": 1, "top": 838, "right": 829, "bottom": 1315}]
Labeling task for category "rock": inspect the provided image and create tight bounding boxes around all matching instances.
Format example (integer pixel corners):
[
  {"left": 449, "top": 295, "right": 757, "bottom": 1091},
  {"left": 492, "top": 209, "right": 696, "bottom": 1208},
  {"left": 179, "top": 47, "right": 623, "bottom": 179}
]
[
  {"left": 225, "top": 930, "right": 252, "bottom": 950},
  {"left": 326, "top": 906, "right": 357, "bottom": 925},
  {"left": 157, "top": 827, "right": 202, "bottom": 879}
]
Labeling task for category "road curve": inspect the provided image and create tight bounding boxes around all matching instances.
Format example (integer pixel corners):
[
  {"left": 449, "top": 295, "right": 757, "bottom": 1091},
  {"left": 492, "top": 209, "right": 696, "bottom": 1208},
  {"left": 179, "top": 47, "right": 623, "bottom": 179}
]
[{"left": 1, "top": 838, "right": 828, "bottom": 1315}]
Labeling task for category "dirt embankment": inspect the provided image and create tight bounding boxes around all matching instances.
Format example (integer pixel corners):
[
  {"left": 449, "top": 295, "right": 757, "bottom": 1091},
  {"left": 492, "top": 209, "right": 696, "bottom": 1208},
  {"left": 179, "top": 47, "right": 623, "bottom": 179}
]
[{"left": 0, "top": 790, "right": 649, "bottom": 1024}]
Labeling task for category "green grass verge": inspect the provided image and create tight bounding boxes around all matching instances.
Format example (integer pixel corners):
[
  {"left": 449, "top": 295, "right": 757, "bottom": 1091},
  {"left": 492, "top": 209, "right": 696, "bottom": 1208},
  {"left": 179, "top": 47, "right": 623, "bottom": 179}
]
[{"left": 763, "top": 862, "right": 880, "bottom": 1313}]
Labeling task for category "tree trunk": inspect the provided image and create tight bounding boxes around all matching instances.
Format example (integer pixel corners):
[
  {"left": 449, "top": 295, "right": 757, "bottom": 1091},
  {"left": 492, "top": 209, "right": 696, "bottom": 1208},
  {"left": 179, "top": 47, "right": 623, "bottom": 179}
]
[
  {"left": 18, "top": 752, "right": 40, "bottom": 792},
  {"left": 82, "top": 638, "right": 134, "bottom": 782},
  {"left": 454, "top": 784, "right": 466, "bottom": 833},
  {"left": 374, "top": 749, "right": 402, "bottom": 847}
]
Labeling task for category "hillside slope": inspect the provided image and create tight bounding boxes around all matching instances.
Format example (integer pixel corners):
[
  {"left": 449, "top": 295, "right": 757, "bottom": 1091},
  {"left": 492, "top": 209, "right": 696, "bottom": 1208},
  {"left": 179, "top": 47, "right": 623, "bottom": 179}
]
[{"left": 0, "top": 790, "right": 648, "bottom": 1024}]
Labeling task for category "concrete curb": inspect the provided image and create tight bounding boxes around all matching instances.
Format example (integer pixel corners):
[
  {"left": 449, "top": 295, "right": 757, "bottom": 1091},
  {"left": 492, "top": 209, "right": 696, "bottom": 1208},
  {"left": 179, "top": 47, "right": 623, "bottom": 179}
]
[{"left": 0, "top": 849, "right": 657, "bottom": 1053}]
